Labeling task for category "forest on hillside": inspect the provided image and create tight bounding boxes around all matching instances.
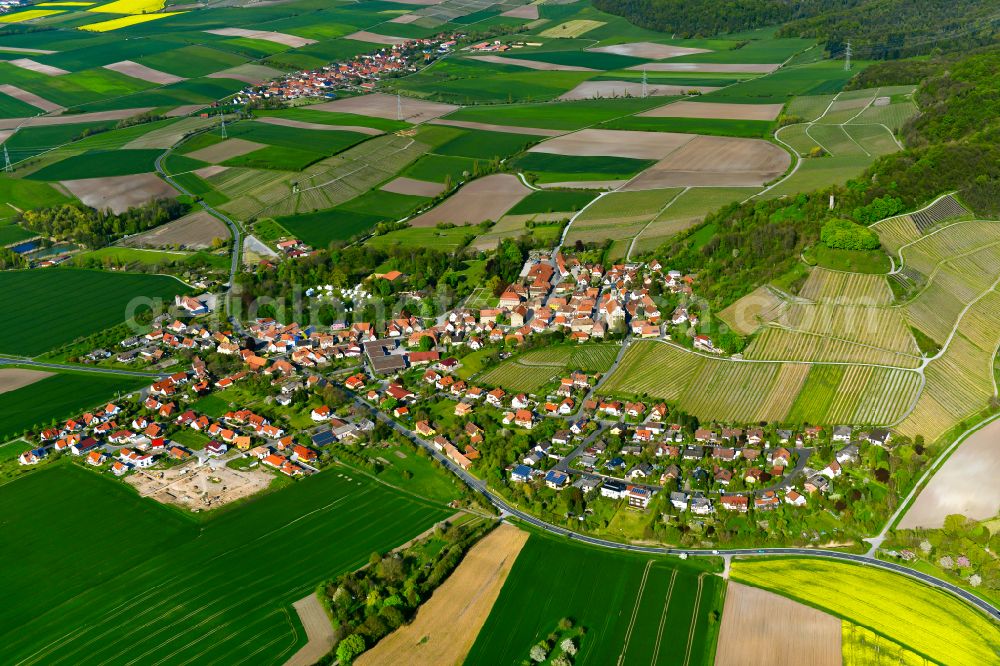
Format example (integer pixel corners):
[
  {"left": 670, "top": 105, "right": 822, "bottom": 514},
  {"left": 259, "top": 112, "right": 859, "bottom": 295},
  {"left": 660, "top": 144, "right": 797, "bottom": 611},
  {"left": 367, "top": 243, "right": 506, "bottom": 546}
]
[{"left": 592, "top": 0, "right": 998, "bottom": 58}]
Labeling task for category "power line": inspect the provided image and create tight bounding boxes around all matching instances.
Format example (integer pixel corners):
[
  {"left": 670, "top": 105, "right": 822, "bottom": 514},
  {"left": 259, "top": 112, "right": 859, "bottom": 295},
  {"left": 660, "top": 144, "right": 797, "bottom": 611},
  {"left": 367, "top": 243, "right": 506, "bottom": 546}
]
[
  {"left": 641, "top": 67, "right": 648, "bottom": 99},
  {"left": 219, "top": 113, "right": 227, "bottom": 139},
  {"left": 3, "top": 145, "right": 10, "bottom": 173}
]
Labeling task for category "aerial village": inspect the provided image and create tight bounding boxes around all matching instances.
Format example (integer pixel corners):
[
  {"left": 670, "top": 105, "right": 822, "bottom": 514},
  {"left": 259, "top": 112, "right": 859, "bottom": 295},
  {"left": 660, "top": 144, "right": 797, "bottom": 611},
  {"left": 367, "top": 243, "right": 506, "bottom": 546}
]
[{"left": 15, "top": 250, "right": 892, "bottom": 542}]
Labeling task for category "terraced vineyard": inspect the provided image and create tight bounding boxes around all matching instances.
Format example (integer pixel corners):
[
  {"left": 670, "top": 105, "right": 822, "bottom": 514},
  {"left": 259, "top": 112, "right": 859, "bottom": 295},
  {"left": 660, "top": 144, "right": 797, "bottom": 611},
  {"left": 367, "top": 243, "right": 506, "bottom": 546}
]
[
  {"left": 872, "top": 213, "right": 920, "bottom": 254},
  {"left": 797, "top": 268, "right": 893, "bottom": 305},
  {"left": 604, "top": 341, "right": 921, "bottom": 424},
  {"left": 743, "top": 327, "right": 922, "bottom": 369},
  {"left": 910, "top": 194, "right": 970, "bottom": 231},
  {"left": 717, "top": 285, "right": 788, "bottom": 335},
  {"left": 478, "top": 343, "right": 620, "bottom": 393}
]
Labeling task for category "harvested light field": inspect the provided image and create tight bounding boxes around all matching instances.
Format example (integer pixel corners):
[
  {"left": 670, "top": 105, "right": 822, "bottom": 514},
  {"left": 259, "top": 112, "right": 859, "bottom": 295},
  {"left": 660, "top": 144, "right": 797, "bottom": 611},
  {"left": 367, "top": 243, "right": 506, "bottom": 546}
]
[
  {"left": 7, "top": 57, "right": 69, "bottom": 76},
  {"left": 898, "top": 418, "right": 1000, "bottom": 528},
  {"left": 206, "top": 63, "right": 283, "bottom": 85},
  {"left": 558, "top": 80, "right": 718, "bottom": 100},
  {"left": 630, "top": 62, "right": 780, "bottom": 73},
  {"left": 345, "top": 31, "right": 409, "bottom": 46},
  {"left": 123, "top": 116, "right": 215, "bottom": 149},
  {"left": 407, "top": 174, "right": 529, "bottom": 227},
  {"left": 625, "top": 135, "right": 790, "bottom": 188},
  {"left": 731, "top": 558, "right": 1000, "bottom": 666},
  {"left": 430, "top": 118, "right": 563, "bottom": 136},
  {"left": 530, "top": 129, "right": 694, "bottom": 159},
  {"left": 103, "top": 60, "right": 183, "bottom": 85},
  {"left": 126, "top": 460, "right": 272, "bottom": 511},
  {"left": 640, "top": 100, "right": 784, "bottom": 121},
  {"left": 0, "top": 84, "right": 62, "bottom": 113},
  {"left": 0, "top": 108, "right": 154, "bottom": 131},
  {"left": 539, "top": 19, "right": 605, "bottom": 38},
  {"left": 500, "top": 4, "right": 537, "bottom": 18},
  {"left": 587, "top": 41, "right": 710, "bottom": 59},
  {"left": 632, "top": 186, "right": 761, "bottom": 253},
  {"left": 312, "top": 93, "right": 457, "bottom": 123},
  {"left": 717, "top": 285, "right": 787, "bottom": 334},
  {"left": 466, "top": 54, "right": 596, "bottom": 72},
  {"left": 256, "top": 116, "right": 383, "bottom": 135},
  {"left": 60, "top": 173, "right": 178, "bottom": 214},
  {"left": 381, "top": 176, "right": 444, "bottom": 197},
  {"left": 204, "top": 27, "right": 316, "bottom": 48},
  {"left": 121, "top": 209, "right": 228, "bottom": 249},
  {"left": 0, "top": 368, "right": 52, "bottom": 395},
  {"left": 715, "top": 582, "right": 841, "bottom": 666},
  {"left": 357, "top": 523, "right": 528, "bottom": 666},
  {"left": 187, "top": 138, "right": 266, "bottom": 163}
]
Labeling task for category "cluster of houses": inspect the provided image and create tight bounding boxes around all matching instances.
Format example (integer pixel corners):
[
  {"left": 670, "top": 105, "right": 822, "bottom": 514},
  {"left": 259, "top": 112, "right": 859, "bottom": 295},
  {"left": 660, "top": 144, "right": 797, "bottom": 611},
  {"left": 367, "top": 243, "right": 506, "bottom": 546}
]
[{"left": 236, "top": 35, "right": 459, "bottom": 104}]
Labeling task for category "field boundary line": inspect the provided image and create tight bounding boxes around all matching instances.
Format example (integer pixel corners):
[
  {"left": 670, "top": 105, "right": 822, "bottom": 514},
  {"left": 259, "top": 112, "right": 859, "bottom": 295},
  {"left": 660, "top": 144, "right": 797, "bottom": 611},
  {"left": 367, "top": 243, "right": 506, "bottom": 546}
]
[
  {"left": 682, "top": 575, "right": 705, "bottom": 666},
  {"left": 617, "top": 559, "right": 652, "bottom": 666},
  {"left": 626, "top": 186, "right": 688, "bottom": 260},
  {"left": 650, "top": 568, "right": 678, "bottom": 665}
]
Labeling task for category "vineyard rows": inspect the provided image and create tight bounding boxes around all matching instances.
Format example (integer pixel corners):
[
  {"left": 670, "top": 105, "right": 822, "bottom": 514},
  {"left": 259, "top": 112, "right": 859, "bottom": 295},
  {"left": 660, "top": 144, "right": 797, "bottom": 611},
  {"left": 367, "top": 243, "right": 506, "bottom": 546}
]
[
  {"left": 717, "top": 285, "right": 788, "bottom": 335},
  {"left": 743, "top": 328, "right": 921, "bottom": 369},
  {"left": 779, "top": 303, "right": 919, "bottom": 354},
  {"left": 910, "top": 194, "right": 970, "bottom": 232},
  {"left": 873, "top": 214, "right": 920, "bottom": 254},
  {"left": 798, "top": 268, "right": 893, "bottom": 305}
]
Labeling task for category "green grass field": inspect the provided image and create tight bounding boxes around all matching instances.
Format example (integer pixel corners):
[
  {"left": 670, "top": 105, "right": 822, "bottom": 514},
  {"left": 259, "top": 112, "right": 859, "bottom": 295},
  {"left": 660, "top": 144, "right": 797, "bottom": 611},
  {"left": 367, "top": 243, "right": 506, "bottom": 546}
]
[
  {"left": 443, "top": 96, "right": 664, "bottom": 131},
  {"left": 26, "top": 149, "right": 162, "bottom": 181},
  {"left": 0, "top": 462, "right": 453, "bottom": 665},
  {"left": 277, "top": 189, "right": 429, "bottom": 248},
  {"left": 433, "top": 129, "right": 538, "bottom": 160},
  {"left": 0, "top": 371, "right": 147, "bottom": 440},
  {"left": 514, "top": 153, "right": 655, "bottom": 183},
  {"left": 467, "top": 534, "right": 724, "bottom": 665},
  {"left": 601, "top": 115, "right": 775, "bottom": 138},
  {"left": 731, "top": 558, "right": 1000, "bottom": 666},
  {"left": 0, "top": 269, "right": 189, "bottom": 356},
  {"left": 506, "top": 189, "right": 599, "bottom": 215}
]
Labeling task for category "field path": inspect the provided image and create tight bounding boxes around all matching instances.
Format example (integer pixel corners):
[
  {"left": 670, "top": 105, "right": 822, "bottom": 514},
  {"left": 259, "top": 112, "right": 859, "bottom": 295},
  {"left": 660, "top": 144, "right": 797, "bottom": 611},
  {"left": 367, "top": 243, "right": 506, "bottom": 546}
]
[
  {"left": 284, "top": 595, "right": 334, "bottom": 666},
  {"left": 650, "top": 569, "right": 678, "bottom": 665},
  {"left": 616, "top": 560, "right": 652, "bottom": 666},
  {"left": 681, "top": 575, "right": 704, "bottom": 666}
]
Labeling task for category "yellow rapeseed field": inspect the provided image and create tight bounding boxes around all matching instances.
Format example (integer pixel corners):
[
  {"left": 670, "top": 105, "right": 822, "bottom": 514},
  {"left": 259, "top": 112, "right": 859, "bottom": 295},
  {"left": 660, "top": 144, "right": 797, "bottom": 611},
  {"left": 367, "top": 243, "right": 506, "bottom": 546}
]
[
  {"left": 0, "top": 9, "right": 65, "bottom": 22},
  {"left": 731, "top": 558, "right": 1000, "bottom": 666},
  {"left": 88, "top": 0, "right": 165, "bottom": 14},
  {"left": 77, "top": 11, "right": 182, "bottom": 31}
]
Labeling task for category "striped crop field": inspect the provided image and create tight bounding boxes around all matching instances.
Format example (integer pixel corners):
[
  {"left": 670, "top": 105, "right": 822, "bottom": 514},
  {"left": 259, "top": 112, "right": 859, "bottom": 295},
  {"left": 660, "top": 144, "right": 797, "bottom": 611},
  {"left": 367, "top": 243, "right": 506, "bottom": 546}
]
[
  {"left": 853, "top": 100, "right": 918, "bottom": 131},
  {"left": 601, "top": 341, "right": 704, "bottom": 401},
  {"left": 897, "top": 291, "right": 1000, "bottom": 440},
  {"left": 575, "top": 188, "right": 683, "bottom": 222},
  {"left": 798, "top": 268, "right": 893, "bottom": 305},
  {"left": 900, "top": 220, "right": 1000, "bottom": 278},
  {"left": 743, "top": 328, "right": 922, "bottom": 369},
  {"left": 873, "top": 214, "right": 920, "bottom": 255},
  {"left": 717, "top": 285, "right": 788, "bottom": 335},
  {"left": 514, "top": 343, "right": 620, "bottom": 372},
  {"left": 478, "top": 363, "right": 564, "bottom": 394},
  {"left": 778, "top": 303, "right": 920, "bottom": 355},
  {"left": 605, "top": 342, "right": 920, "bottom": 425}
]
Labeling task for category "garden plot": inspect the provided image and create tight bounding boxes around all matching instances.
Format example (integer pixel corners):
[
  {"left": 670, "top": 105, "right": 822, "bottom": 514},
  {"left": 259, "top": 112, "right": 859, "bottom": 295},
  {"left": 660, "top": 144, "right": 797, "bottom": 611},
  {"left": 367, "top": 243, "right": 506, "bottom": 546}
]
[
  {"left": 429, "top": 118, "right": 563, "bottom": 136},
  {"left": 587, "top": 41, "right": 710, "bottom": 59},
  {"left": 187, "top": 138, "right": 266, "bottom": 163},
  {"left": 60, "top": 172, "right": 178, "bottom": 213},
  {"left": 717, "top": 285, "right": 788, "bottom": 334},
  {"left": 121, "top": 209, "right": 228, "bottom": 249},
  {"left": 204, "top": 28, "right": 316, "bottom": 48},
  {"left": 529, "top": 129, "right": 693, "bottom": 160},
  {"left": 407, "top": 173, "right": 529, "bottom": 227},
  {"left": 715, "top": 582, "right": 841, "bottom": 666},
  {"left": 312, "top": 93, "right": 457, "bottom": 123},
  {"left": 639, "top": 100, "right": 784, "bottom": 121},
  {"left": 206, "top": 63, "right": 283, "bottom": 85},
  {"left": 558, "top": 80, "right": 718, "bottom": 100},
  {"left": 381, "top": 176, "right": 444, "bottom": 197},
  {"left": 629, "top": 62, "right": 780, "bottom": 73},
  {"left": 466, "top": 55, "right": 596, "bottom": 72},
  {"left": 102, "top": 60, "right": 183, "bottom": 85},
  {"left": 256, "top": 116, "right": 383, "bottom": 136},
  {"left": 0, "top": 84, "right": 62, "bottom": 113},
  {"left": 624, "top": 135, "right": 790, "bottom": 188},
  {"left": 0, "top": 368, "right": 53, "bottom": 395},
  {"left": 798, "top": 268, "right": 893, "bottom": 305},
  {"left": 6, "top": 58, "right": 69, "bottom": 76},
  {"left": 899, "top": 417, "right": 1000, "bottom": 529}
]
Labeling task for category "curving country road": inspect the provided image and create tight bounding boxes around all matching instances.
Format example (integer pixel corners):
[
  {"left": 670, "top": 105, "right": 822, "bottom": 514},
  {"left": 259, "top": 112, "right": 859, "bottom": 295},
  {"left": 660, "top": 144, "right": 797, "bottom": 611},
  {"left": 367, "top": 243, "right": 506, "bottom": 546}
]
[
  {"left": 154, "top": 138, "right": 242, "bottom": 316},
  {"left": 348, "top": 393, "right": 1000, "bottom": 622}
]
